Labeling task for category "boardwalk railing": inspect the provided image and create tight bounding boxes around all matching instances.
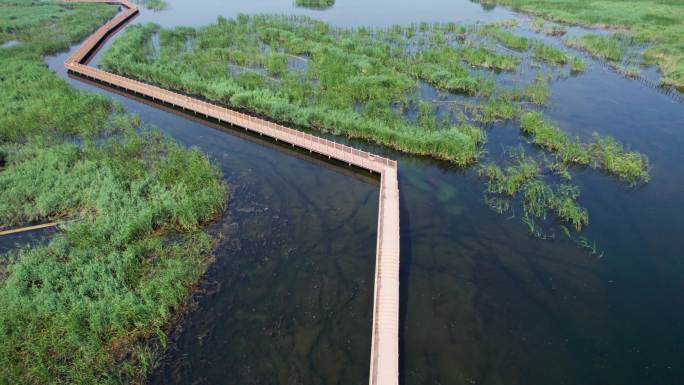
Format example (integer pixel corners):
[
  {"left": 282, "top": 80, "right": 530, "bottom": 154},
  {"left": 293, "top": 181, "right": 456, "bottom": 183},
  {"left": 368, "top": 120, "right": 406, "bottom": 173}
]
[{"left": 63, "top": 2, "right": 400, "bottom": 384}]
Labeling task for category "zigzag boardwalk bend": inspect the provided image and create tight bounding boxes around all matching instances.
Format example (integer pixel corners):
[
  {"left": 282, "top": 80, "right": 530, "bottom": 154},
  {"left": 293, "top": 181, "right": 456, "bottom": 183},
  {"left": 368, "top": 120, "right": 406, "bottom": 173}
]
[{"left": 63, "top": 1, "right": 401, "bottom": 384}]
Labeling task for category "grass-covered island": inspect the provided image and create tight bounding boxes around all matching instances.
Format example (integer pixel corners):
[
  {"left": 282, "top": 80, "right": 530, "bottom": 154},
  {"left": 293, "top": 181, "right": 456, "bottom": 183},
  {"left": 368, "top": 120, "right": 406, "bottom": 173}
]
[
  {"left": 0, "top": 1, "right": 227, "bottom": 383},
  {"left": 101, "top": 14, "right": 649, "bottom": 238}
]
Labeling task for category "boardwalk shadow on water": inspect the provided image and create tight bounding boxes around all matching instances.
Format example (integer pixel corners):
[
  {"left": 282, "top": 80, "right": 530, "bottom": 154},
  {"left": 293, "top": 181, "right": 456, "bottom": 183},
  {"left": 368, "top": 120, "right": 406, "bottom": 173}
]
[{"left": 397, "top": 172, "right": 413, "bottom": 385}]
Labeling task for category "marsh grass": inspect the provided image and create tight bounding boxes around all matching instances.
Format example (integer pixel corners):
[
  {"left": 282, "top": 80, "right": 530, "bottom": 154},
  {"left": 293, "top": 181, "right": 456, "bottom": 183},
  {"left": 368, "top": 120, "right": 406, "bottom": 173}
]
[
  {"left": 520, "top": 111, "right": 650, "bottom": 186},
  {"left": 102, "top": 15, "right": 620, "bottom": 169},
  {"left": 570, "top": 56, "right": 587, "bottom": 73},
  {"left": 100, "top": 14, "right": 652, "bottom": 242},
  {"left": 134, "top": 0, "right": 169, "bottom": 11},
  {"left": 612, "top": 63, "right": 641, "bottom": 78},
  {"left": 477, "top": 24, "right": 529, "bottom": 51},
  {"left": 295, "top": 0, "right": 335, "bottom": 9},
  {"left": 0, "top": 2, "right": 117, "bottom": 54},
  {"left": 460, "top": 45, "right": 519, "bottom": 71},
  {"left": 476, "top": 94, "right": 522, "bottom": 123},
  {"left": 533, "top": 42, "right": 570, "bottom": 64},
  {"left": 532, "top": 18, "right": 566, "bottom": 36},
  {"left": 523, "top": 73, "right": 550, "bottom": 104},
  {"left": 478, "top": 149, "right": 589, "bottom": 234},
  {"left": 0, "top": 1, "right": 228, "bottom": 383},
  {"left": 565, "top": 33, "right": 627, "bottom": 62},
  {"left": 102, "top": 17, "right": 500, "bottom": 165},
  {"left": 486, "top": 0, "right": 684, "bottom": 89},
  {"left": 0, "top": 122, "right": 228, "bottom": 385},
  {"left": 588, "top": 134, "right": 651, "bottom": 186}
]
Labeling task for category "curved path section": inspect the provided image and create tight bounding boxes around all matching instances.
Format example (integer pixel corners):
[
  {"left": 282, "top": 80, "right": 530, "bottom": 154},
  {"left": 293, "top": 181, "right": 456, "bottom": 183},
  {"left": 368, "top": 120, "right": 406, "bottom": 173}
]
[{"left": 63, "top": 1, "right": 400, "bottom": 384}]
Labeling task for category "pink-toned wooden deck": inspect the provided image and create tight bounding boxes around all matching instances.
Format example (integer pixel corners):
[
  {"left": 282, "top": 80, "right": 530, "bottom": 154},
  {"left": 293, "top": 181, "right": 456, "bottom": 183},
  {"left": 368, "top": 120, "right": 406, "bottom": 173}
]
[{"left": 63, "top": 2, "right": 400, "bottom": 384}]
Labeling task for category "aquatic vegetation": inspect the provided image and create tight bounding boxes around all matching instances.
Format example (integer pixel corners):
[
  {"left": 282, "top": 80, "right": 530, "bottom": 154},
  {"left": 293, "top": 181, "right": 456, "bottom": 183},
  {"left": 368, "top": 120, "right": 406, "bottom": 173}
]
[
  {"left": 533, "top": 42, "right": 570, "bottom": 64},
  {"left": 100, "top": 13, "right": 652, "bottom": 241},
  {"left": 0, "top": 1, "right": 227, "bottom": 383},
  {"left": 477, "top": 24, "right": 529, "bottom": 51},
  {"left": 460, "top": 45, "right": 519, "bottom": 71},
  {"left": 531, "top": 18, "right": 566, "bottom": 36},
  {"left": 565, "top": 34, "right": 627, "bottom": 62},
  {"left": 612, "top": 63, "right": 641, "bottom": 78},
  {"left": 570, "top": 56, "right": 587, "bottom": 73},
  {"left": 520, "top": 111, "right": 650, "bottom": 185},
  {"left": 407, "top": 46, "right": 496, "bottom": 96},
  {"left": 522, "top": 73, "right": 550, "bottom": 104},
  {"left": 549, "top": 161, "right": 571, "bottom": 180},
  {"left": 476, "top": 94, "right": 522, "bottom": 123},
  {"left": 478, "top": 154, "right": 539, "bottom": 196},
  {"left": 485, "top": 0, "right": 684, "bottom": 89},
  {"left": 134, "top": 0, "right": 169, "bottom": 11},
  {"left": 0, "top": 134, "right": 227, "bottom": 385},
  {"left": 295, "top": 0, "right": 335, "bottom": 9},
  {"left": 575, "top": 236, "right": 604, "bottom": 257},
  {"left": 520, "top": 111, "right": 590, "bottom": 164},
  {"left": 0, "top": 1, "right": 117, "bottom": 54},
  {"left": 102, "top": 17, "right": 499, "bottom": 164},
  {"left": 588, "top": 134, "right": 650, "bottom": 186},
  {"left": 521, "top": 181, "right": 588, "bottom": 231},
  {"left": 478, "top": 150, "right": 589, "bottom": 234}
]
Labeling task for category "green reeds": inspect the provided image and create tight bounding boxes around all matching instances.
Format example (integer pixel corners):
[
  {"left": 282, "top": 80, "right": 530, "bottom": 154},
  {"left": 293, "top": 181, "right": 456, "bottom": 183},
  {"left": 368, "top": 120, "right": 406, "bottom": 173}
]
[
  {"left": 478, "top": 150, "right": 589, "bottom": 234},
  {"left": 295, "top": 0, "right": 335, "bottom": 9},
  {"left": 523, "top": 74, "right": 550, "bottom": 104},
  {"left": 566, "top": 33, "right": 627, "bottom": 62},
  {"left": 533, "top": 42, "right": 571, "bottom": 65},
  {"left": 102, "top": 18, "right": 500, "bottom": 165},
  {"left": 531, "top": 19, "right": 566, "bottom": 36},
  {"left": 478, "top": 24, "right": 530, "bottom": 51},
  {"left": 478, "top": 154, "right": 539, "bottom": 196},
  {"left": 588, "top": 134, "right": 650, "bottom": 186},
  {"left": 460, "top": 45, "right": 519, "bottom": 71},
  {"left": 483, "top": 0, "right": 684, "bottom": 88},
  {"left": 478, "top": 151, "right": 589, "bottom": 237},
  {"left": 570, "top": 56, "right": 587, "bottom": 73},
  {"left": 0, "top": 2, "right": 227, "bottom": 383},
  {"left": 520, "top": 111, "right": 650, "bottom": 186}
]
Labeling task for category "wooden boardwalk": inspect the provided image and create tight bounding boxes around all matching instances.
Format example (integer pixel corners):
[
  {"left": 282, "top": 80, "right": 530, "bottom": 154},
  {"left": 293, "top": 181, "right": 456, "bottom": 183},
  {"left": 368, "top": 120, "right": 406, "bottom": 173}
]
[{"left": 63, "top": 2, "right": 400, "bottom": 384}]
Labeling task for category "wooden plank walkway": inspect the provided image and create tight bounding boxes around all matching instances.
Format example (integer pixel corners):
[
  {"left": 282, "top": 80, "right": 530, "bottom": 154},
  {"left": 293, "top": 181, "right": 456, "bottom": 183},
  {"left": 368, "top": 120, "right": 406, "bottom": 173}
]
[{"left": 62, "top": 2, "right": 400, "bottom": 384}]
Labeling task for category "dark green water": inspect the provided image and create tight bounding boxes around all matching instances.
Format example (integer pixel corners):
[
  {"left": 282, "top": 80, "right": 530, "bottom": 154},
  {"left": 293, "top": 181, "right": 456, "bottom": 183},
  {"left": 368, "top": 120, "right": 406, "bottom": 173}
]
[{"left": 44, "top": 0, "right": 684, "bottom": 384}]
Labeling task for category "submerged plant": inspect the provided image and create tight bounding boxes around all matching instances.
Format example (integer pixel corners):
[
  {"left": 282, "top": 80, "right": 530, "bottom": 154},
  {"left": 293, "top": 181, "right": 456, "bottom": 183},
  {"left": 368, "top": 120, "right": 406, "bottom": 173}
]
[{"left": 478, "top": 149, "right": 589, "bottom": 235}]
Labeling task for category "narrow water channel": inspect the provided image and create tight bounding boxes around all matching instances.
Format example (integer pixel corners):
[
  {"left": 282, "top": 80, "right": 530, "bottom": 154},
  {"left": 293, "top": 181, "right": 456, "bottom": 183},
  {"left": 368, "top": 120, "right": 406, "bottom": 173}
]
[{"left": 45, "top": 0, "right": 684, "bottom": 384}]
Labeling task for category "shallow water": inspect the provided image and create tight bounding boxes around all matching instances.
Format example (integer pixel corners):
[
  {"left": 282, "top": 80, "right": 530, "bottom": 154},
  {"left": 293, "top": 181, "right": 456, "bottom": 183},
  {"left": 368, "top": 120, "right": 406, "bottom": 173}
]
[
  {"left": 0, "top": 227, "right": 55, "bottom": 255},
  {"left": 0, "top": 40, "right": 20, "bottom": 49},
  {"left": 45, "top": 0, "right": 684, "bottom": 384}
]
